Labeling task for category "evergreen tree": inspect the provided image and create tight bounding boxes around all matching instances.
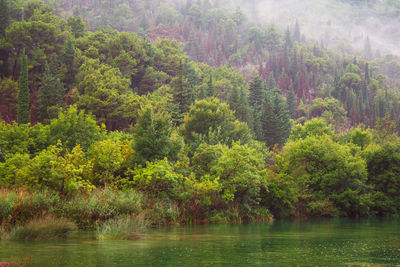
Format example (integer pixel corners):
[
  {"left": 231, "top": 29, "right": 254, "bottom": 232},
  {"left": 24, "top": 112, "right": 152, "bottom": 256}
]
[
  {"left": 206, "top": 74, "right": 215, "bottom": 97},
  {"left": 267, "top": 72, "right": 276, "bottom": 90},
  {"left": 262, "top": 88, "right": 291, "bottom": 147},
  {"left": 284, "top": 26, "right": 291, "bottom": 47},
  {"left": 286, "top": 85, "right": 296, "bottom": 118},
  {"left": 38, "top": 61, "right": 65, "bottom": 121},
  {"left": 0, "top": 0, "right": 9, "bottom": 38},
  {"left": 227, "top": 85, "right": 251, "bottom": 125},
  {"left": 63, "top": 39, "right": 75, "bottom": 89},
  {"left": 171, "top": 60, "right": 193, "bottom": 125},
  {"left": 133, "top": 108, "right": 180, "bottom": 165},
  {"left": 17, "top": 52, "right": 30, "bottom": 124},
  {"left": 294, "top": 20, "right": 301, "bottom": 42},
  {"left": 364, "top": 36, "right": 372, "bottom": 60},
  {"left": 0, "top": 0, "right": 9, "bottom": 77},
  {"left": 248, "top": 76, "right": 265, "bottom": 140}
]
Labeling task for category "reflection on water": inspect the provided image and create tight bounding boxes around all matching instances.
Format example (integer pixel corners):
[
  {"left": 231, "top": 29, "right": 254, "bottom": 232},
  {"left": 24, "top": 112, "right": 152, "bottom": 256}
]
[{"left": 1, "top": 218, "right": 399, "bottom": 266}]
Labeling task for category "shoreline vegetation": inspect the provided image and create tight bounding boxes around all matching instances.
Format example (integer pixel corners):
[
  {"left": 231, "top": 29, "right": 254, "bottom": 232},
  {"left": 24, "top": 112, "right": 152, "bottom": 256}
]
[{"left": 0, "top": 0, "right": 400, "bottom": 244}]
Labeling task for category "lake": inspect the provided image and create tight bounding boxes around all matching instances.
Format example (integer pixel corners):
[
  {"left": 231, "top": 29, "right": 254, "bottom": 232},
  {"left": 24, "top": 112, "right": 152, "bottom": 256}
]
[{"left": 1, "top": 218, "right": 399, "bottom": 266}]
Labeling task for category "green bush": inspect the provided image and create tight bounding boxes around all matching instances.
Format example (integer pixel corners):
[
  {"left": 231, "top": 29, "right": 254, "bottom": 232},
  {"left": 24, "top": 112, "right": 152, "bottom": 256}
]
[
  {"left": 97, "top": 216, "right": 148, "bottom": 240},
  {"left": 5, "top": 216, "right": 77, "bottom": 241}
]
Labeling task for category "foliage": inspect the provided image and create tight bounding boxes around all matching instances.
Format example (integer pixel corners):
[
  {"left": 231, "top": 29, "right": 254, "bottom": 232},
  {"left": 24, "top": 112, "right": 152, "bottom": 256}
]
[
  {"left": 133, "top": 108, "right": 182, "bottom": 165},
  {"left": 47, "top": 105, "right": 105, "bottom": 151},
  {"left": 5, "top": 216, "right": 77, "bottom": 241},
  {"left": 97, "top": 216, "right": 148, "bottom": 240}
]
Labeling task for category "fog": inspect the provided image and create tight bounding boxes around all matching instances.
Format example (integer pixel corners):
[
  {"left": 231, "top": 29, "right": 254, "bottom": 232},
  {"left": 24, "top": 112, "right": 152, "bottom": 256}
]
[{"left": 225, "top": 0, "right": 400, "bottom": 56}]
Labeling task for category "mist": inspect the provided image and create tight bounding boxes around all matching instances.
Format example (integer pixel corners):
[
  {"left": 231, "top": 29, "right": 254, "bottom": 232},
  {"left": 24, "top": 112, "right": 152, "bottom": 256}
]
[{"left": 225, "top": 0, "right": 400, "bottom": 57}]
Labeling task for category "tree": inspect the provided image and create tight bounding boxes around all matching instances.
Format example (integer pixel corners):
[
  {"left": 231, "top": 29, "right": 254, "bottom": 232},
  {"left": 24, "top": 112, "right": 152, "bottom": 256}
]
[
  {"left": 0, "top": 77, "right": 17, "bottom": 122},
  {"left": 133, "top": 108, "right": 182, "bottom": 165},
  {"left": 364, "top": 36, "right": 372, "bottom": 60},
  {"left": 286, "top": 85, "right": 296, "bottom": 118},
  {"left": 281, "top": 135, "right": 370, "bottom": 217},
  {"left": 0, "top": 0, "right": 9, "bottom": 38},
  {"left": 248, "top": 76, "right": 264, "bottom": 140},
  {"left": 262, "top": 88, "right": 291, "bottom": 147},
  {"left": 17, "top": 52, "right": 30, "bottom": 124},
  {"left": 38, "top": 62, "right": 65, "bottom": 121},
  {"left": 227, "top": 85, "right": 251, "bottom": 125},
  {"left": 170, "top": 60, "right": 193, "bottom": 125},
  {"left": 63, "top": 38, "right": 75, "bottom": 88},
  {"left": 47, "top": 105, "right": 105, "bottom": 151},
  {"left": 181, "top": 97, "right": 251, "bottom": 146}
]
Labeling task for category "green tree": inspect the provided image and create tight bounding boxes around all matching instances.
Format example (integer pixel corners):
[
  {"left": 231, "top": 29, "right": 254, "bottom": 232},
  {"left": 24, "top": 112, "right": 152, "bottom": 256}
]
[
  {"left": 262, "top": 88, "right": 291, "bottom": 147},
  {"left": 248, "top": 76, "right": 264, "bottom": 140},
  {"left": 38, "top": 62, "right": 65, "bottom": 121},
  {"left": 63, "top": 38, "right": 75, "bottom": 88},
  {"left": 181, "top": 97, "right": 251, "bottom": 147},
  {"left": 364, "top": 141, "right": 400, "bottom": 215},
  {"left": 133, "top": 108, "right": 182, "bottom": 165},
  {"left": 286, "top": 85, "right": 296, "bottom": 118},
  {"left": 281, "top": 135, "right": 370, "bottom": 217},
  {"left": 0, "top": 0, "right": 9, "bottom": 38},
  {"left": 17, "top": 52, "right": 30, "bottom": 124},
  {"left": 47, "top": 105, "right": 105, "bottom": 151},
  {"left": 170, "top": 60, "right": 193, "bottom": 125}
]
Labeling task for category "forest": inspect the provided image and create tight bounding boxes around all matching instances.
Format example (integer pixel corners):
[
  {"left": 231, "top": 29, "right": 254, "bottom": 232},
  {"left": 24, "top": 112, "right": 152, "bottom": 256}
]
[{"left": 0, "top": 0, "right": 400, "bottom": 241}]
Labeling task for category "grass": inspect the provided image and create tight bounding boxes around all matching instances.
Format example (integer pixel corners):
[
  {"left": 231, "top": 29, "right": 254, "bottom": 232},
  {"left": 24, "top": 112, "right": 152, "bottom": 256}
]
[
  {"left": 97, "top": 216, "right": 148, "bottom": 240},
  {"left": 4, "top": 215, "right": 77, "bottom": 241}
]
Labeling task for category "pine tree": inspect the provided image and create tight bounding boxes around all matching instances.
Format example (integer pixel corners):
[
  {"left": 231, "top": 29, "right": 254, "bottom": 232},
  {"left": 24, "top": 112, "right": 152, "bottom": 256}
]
[
  {"left": 248, "top": 76, "right": 265, "bottom": 140},
  {"left": 286, "top": 85, "right": 296, "bottom": 118},
  {"left": 171, "top": 60, "right": 193, "bottom": 125},
  {"left": 38, "top": 61, "right": 65, "bottom": 121},
  {"left": 227, "top": 85, "right": 251, "bottom": 125},
  {"left": 17, "top": 52, "right": 30, "bottom": 124},
  {"left": 0, "top": 0, "right": 9, "bottom": 77},
  {"left": 0, "top": 0, "right": 9, "bottom": 38},
  {"left": 63, "top": 39, "right": 75, "bottom": 89},
  {"left": 206, "top": 74, "right": 215, "bottom": 97},
  {"left": 364, "top": 36, "right": 372, "bottom": 60},
  {"left": 284, "top": 26, "right": 291, "bottom": 47},
  {"left": 294, "top": 20, "right": 301, "bottom": 42},
  {"left": 267, "top": 72, "right": 276, "bottom": 90},
  {"left": 261, "top": 88, "right": 291, "bottom": 147}
]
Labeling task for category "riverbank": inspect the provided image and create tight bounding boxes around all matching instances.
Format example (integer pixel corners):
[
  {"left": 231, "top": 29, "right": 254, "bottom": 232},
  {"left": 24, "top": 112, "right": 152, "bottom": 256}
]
[{"left": 0, "top": 187, "right": 273, "bottom": 241}]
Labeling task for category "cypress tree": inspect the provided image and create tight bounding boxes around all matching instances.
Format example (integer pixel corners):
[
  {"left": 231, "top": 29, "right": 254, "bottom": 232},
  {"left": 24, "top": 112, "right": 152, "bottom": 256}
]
[{"left": 17, "top": 52, "right": 30, "bottom": 124}]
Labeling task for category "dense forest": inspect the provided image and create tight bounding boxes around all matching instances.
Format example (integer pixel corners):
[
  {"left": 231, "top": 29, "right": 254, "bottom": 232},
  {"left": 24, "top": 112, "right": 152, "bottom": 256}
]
[{"left": 1, "top": 0, "right": 400, "bottom": 239}]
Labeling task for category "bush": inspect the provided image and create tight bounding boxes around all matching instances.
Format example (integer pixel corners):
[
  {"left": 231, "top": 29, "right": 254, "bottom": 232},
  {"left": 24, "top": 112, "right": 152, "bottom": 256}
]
[
  {"left": 64, "top": 188, "right": 144, "bottom": 229},
  {"left": 97, "top": 216, "right": 148, "bottom": 240},
  {"left": 5, "top": 216, "right": 77, "bottom": 241},
  {"left": 0, "top": 189, "right": 60, "bottom": 226},
  {"left": 143, "top": 200, "right": 180, "bottom": 226}
]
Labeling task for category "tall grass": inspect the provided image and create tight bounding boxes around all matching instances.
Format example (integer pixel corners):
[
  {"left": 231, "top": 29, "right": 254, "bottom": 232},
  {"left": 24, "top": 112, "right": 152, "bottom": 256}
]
[
  {"left": 0, "top": 188, "right": 60, "bottom": 226},
  {"left": 5, "top": 215, "right": 77, "bottom": 241},
  {"left": 97, "top": 216, "right": 148, "bottom": 240}
]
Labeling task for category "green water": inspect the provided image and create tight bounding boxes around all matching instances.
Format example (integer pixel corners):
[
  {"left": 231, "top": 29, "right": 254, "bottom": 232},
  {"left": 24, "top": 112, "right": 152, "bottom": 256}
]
[{"left": 1, "top": 218, "right": 399, "bottom": 266}]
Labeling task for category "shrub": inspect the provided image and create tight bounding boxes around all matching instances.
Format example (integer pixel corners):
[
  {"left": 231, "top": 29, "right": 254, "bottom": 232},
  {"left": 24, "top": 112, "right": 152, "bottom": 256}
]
[
  {"left": 5, "top": 216, "right": 77, "bottom": 241},
  {"left": 97, "top": 216, "right": 148, "bottom": 240}
]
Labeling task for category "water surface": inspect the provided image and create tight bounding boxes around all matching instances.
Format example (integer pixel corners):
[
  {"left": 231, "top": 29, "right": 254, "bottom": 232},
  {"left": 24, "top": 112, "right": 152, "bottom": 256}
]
[{"left": 1, "top": 218, "right": 399, "bottom": 266}]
